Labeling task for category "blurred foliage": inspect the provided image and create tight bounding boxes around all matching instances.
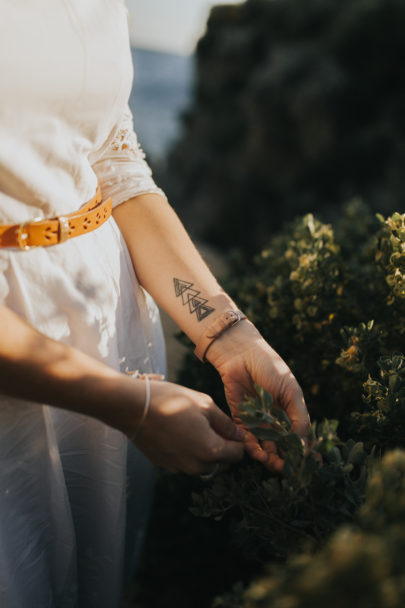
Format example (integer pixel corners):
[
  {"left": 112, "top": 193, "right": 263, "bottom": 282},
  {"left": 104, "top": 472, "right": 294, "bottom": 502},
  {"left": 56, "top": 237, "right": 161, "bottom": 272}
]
[
  {"left": 214, "top": 450, "right": 405, "bottom": 608},
  {"left": 191, "top": 387, "right": 368, "bottom": 561},
  {"left": 166, "top": 0, "right": 405, "bottom": 252},
  {"left": 129, "top": 471, "right": 257, "bottom": 608}
]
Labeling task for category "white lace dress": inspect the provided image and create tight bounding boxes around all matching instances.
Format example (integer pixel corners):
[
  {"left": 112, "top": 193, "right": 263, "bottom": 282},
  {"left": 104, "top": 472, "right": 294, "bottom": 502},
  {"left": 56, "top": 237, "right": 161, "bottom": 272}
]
[{"left": 0, "top": 2, "right": 166, "bottom": 606}]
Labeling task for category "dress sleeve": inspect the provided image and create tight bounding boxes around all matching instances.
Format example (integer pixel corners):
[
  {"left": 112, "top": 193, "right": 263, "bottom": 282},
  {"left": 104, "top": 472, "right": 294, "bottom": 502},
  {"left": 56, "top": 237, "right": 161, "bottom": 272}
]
[{"left": 91, "top": 105, "right": 166, "bottom": 208}]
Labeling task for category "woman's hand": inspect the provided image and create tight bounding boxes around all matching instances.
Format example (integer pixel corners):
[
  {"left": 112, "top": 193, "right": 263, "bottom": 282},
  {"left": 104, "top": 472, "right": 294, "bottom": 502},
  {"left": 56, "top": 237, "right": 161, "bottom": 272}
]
[
  {"left": 129, "top": 381, "right": 245, "bottom": 475},
  {"left": 206, "top": 320, "right": 311, "bottom": 472},
  {"left": 113, "top": 194, "right": 308, "bottom": 472}
]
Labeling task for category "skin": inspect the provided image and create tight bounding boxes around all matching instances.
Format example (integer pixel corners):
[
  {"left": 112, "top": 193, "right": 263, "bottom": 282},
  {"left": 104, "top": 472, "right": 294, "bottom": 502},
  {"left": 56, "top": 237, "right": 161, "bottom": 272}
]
[
  {"left": 0, "top": 192, "right": 310, "bottom": 475},
  {"left": 113, "top": 193, "right": 311, "bottom": 471},
  {"left": 0, "top": 304, "right": 245, "bottom": 476}
]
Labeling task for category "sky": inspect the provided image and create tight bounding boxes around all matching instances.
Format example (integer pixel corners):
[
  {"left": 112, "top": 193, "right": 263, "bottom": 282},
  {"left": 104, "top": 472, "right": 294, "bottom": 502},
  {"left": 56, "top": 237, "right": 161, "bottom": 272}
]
[{"left": 126, "top": 0, "right": 243, "bottom": 55}]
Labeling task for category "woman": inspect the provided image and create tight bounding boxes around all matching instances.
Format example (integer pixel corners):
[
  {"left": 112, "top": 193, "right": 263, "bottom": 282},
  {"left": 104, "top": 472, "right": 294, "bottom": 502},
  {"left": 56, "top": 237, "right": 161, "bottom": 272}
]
[{"left": 0, "top": 1, "right": 310, "bottom": 606}]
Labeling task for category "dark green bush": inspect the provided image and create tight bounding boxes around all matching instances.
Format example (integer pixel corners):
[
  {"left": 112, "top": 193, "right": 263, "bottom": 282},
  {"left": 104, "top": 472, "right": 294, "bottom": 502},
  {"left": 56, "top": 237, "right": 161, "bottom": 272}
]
[
  {"left": 192, "top": 387, "right": 368, "bottom": 561},
  {"left": 179, "top": 205, "right": 404, "bottom": 427},
  {"left": 237, "top": 450, "right": 405, "bottom": 608},
  {"left": 166, "top": 0, "right": 405, "bottom": 252},
  {"left": 350, "top": 352, "right": 405, "bottom": 452},
  {"left": 180, "top": 206, "right": 404, "bottom": 606}
]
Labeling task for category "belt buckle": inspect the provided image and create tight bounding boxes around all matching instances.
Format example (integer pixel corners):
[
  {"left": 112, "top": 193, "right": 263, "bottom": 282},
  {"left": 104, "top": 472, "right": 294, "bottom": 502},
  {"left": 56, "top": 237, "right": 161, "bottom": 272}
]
[{"left": 16, "top": 217, "right": 42, "bottom": 251}]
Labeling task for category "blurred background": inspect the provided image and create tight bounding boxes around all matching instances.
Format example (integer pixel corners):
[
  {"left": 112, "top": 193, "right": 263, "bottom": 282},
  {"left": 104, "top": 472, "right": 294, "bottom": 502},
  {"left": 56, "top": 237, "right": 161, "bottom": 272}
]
[
  {"left": 127, "top": 0, "right": 241, "bottom": 160},
  {"left": 128, "top": 0, "right": 404, "bottom": 255}
]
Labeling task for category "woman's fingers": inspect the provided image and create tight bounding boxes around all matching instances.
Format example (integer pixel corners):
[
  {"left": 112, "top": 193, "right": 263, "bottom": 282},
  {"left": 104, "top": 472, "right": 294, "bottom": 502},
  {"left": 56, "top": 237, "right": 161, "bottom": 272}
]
[
  {"left": 242, "top": 429, "right": 268, "bottom": 463},
  {"left": 282, "top": 383, "right": 311, "bottom": 438},
  {"left": 224, "top": 375, "right": 310, "bottom": 471},
  {"left": 214, "top": 437, "right": 245, "bottom": 465},
  {"left": 208, "top": 404, "right": 245, "bottom": 442},
  {"left": 207, "top": 406, "right": 245, "bottom": 464},
  {"left": 261, "top": 440, "right": 285, "bottom": 472},
  {"left": 133, "top": 381, "right": 246, "bottom": 473}
]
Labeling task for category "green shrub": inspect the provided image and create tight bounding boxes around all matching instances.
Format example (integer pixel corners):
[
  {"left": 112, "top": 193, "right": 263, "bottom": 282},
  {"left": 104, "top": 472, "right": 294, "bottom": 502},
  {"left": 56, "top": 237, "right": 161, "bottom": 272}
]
[
  {"left": 178, "top": 206, "right": 404, "bottom": 605},
  {"left": 191, "top": 387, "right": 368, "bottom": 561},
  {"left": 237, "top": 450, "right": 405, "bottom": 608},
  {"left": 351, "top": 352, "right": 405, "bottom": 452},
  {"left": 178, "top": 205, "right": 404, "bottom": 433}
]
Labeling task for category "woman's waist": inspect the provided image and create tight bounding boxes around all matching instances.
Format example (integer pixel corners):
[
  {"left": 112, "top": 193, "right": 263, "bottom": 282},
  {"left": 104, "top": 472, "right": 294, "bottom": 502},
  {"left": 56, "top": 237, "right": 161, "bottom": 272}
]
[
  {"left": 0, "top": 185, "right": 112, "bottom": 250},
  {"left": 0, "top": 165, "right": 99, "bottom": 223},
  {"left": 0, "top": 218, "right": 126, "bottom": 349}
]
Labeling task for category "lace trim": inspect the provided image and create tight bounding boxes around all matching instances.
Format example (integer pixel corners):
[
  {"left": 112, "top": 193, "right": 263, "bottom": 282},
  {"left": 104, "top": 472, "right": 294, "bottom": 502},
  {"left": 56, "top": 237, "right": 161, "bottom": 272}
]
[
  {"left": 107, "top": 111, "right": 147, "bottom": 161},
  {"left": 91, "top": 106, "right": 167, "bottom": 206},
  {"left": 110, "top": 128, "right": 144, "bottom": 157}
]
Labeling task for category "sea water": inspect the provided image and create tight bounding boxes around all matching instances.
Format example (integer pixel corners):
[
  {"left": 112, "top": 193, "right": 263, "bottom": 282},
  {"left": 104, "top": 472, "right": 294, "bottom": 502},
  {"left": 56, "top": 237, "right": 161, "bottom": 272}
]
[{"left": 130, "top": 47, "right": 193, "bottom": 162}]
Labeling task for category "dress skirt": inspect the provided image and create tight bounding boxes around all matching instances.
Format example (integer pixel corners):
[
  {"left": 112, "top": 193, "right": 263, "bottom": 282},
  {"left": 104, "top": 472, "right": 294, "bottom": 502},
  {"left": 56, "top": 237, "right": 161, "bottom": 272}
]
[{"left": 0, "top": 216, "right": 166, "bottom": 607}]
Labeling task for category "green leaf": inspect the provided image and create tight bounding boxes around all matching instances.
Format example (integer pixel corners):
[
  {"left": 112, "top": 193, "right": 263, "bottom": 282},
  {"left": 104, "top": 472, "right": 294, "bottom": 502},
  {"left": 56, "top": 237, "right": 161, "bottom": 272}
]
[
  {"left": 271, "top": 406, "right": 292, "bottom": 428},
  {"left": 251, "top": 427, "right": 282, "bottom": 442},
  {"left": 347, "top": 442, "right": 366, "bottom": 466}
]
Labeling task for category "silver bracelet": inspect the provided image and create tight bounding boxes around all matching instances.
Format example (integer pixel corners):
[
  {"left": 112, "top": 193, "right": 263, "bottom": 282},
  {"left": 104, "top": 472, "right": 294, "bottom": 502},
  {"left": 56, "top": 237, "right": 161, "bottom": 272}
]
[
  {"left": 138, "top": 375, "right": 151, "bottom": 431},
  {"left": 126, "top": 370, "right": 165, "bottom": 439}
]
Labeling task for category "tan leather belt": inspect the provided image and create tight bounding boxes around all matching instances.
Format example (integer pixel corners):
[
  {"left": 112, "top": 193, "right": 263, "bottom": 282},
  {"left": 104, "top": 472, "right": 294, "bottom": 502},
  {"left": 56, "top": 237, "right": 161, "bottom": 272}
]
[{"left": 0, "top": 186, "right": 112, "bottom": 250}]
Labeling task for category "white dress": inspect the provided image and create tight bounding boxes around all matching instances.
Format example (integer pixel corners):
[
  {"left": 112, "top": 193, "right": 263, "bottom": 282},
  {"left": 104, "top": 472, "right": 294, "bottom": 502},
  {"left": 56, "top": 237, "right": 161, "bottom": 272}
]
[{"left": 0, "top": 1, "right": 166, "bottom": 606}]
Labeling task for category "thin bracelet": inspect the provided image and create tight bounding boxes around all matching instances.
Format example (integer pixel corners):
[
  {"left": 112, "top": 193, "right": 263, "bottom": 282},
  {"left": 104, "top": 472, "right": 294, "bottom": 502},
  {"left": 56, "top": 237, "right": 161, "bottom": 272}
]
[
  {"left": 126, "top": 370, "right": 165, "bottom": 440},
  {"left": 135, "top": 375, "right": 151, "bottom": 439}
]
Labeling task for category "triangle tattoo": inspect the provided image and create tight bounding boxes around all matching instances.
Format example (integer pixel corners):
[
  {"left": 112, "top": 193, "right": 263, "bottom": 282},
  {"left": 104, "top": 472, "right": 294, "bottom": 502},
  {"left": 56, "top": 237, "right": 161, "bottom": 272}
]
[{"left": 173, "top": 278, "right": 215, "bottom": 322}]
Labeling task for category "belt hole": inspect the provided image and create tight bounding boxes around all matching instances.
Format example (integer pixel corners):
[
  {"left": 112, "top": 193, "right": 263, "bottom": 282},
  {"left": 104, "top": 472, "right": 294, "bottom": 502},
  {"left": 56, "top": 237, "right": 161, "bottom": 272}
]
[{"left": 44, "top": 226, "right": 57, "bottom": 241}]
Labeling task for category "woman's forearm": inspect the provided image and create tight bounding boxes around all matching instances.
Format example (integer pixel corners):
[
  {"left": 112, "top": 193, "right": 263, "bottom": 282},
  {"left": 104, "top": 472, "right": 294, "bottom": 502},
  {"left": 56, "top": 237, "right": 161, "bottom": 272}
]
[
  {"left": 0, "top": 304, "right": 145, "bottom": 431},
  {"left": 113, "top": 195, "right": 310, "bottom": 470},
  {"left": 112, "top": 194, "right": 237, "bottom": 345}
]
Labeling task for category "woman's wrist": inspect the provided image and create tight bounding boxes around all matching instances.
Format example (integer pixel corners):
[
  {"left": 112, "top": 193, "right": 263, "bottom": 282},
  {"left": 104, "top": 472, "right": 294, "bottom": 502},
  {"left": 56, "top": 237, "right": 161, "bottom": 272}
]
[
  {"left": 194, "top": 309, "right": 247, "bottom": 362},
  {"left": 184, "top": 291, "right": 235, "bottom": 344},
  {"left": 79, "top": 372, "right": 149, "bottom": 437},
  {"left": 204, "top": 318, "right": 263, "bottom": 370}
]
